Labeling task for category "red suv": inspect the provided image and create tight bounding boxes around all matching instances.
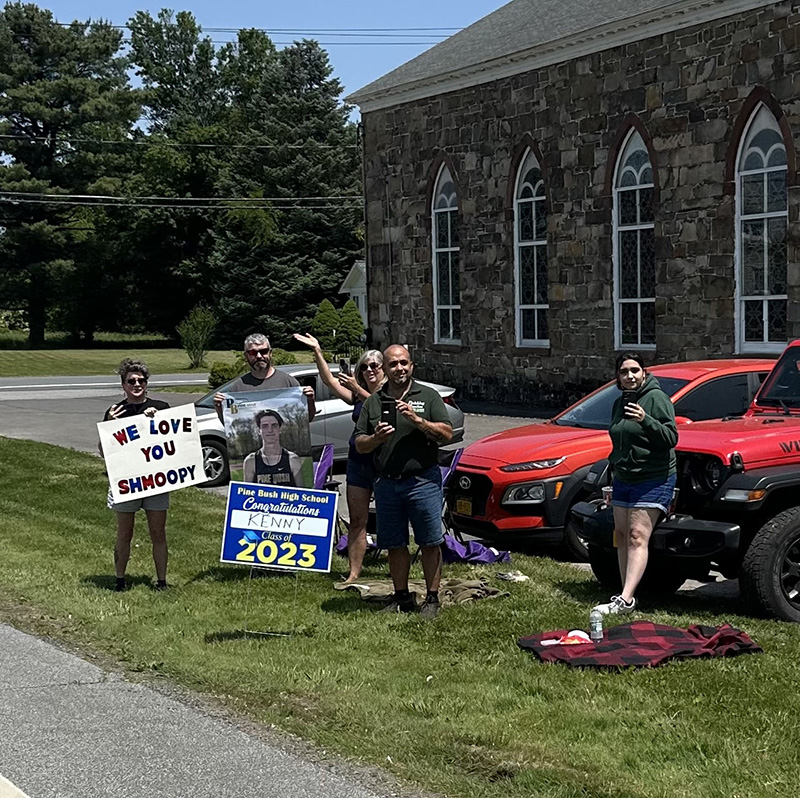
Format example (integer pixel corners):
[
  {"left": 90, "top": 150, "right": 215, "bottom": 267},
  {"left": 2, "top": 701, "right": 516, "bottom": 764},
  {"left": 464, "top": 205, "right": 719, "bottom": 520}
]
[{"left": 447, "top": 360, "right": 775, "bottom": 558}]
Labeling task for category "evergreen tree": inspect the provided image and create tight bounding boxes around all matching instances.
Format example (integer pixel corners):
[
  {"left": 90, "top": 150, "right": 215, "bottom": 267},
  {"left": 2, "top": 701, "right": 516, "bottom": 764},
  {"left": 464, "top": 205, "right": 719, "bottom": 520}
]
[
  {"left": 0, "top": 2, "right": 139, "bottom": 343},
  {"left": 311, "top": 298, "right": 340, "bottom": 351},
  {"left": 123, "top": 10, "right": 230, "bottom": 335},
  {"left": 211, "top": 39, "right": 362, "bottom": 346},
  {"left": 338, "top": 298, "right": 365, "bottom": 347}
]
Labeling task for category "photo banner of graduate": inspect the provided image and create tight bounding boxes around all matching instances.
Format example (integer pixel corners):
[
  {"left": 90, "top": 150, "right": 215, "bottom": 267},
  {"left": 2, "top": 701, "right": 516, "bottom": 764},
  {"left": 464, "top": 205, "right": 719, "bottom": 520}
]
[
  {"left": 222, "top": 387, "right": 313, "bottom": 488},
  {"left": 98, "top": 405, "right": 206, "bottom": 503}
]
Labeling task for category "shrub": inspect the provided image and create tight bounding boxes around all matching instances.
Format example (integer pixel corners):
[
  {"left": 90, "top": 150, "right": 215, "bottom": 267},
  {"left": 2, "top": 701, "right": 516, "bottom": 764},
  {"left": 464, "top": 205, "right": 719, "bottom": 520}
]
[
  {"left": 311, "top": 298, "right": 340, "bottom": 351},
  {"left": 271, "top": 348, "right": 297, "bottom": 366},
  {"left": 177, "top": 305, "right": 217, "bottom": 368},
  {"left": 338, "top": 299, "right": 365, "bottom": 347},
  {"left": 0, "top": 309, "right": 28, "bottom": 332},
  {"left": 208, "top": 354, "right": 246, "bottom": 389}
]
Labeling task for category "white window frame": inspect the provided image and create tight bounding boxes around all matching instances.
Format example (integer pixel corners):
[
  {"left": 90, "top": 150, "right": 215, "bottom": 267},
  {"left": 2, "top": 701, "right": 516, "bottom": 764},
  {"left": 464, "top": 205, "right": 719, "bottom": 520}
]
[
  {"left": 431, "top": 163, "right": 461, "bottom": 344},
  {"left": 613, "top": 129, "right": 656, "bottom": 351},
  {"left": 734, "top": 104, "right": 788, "bottom": 355},
  {"left": 514, "top": 148, "right": 549, "bottom": 348}
]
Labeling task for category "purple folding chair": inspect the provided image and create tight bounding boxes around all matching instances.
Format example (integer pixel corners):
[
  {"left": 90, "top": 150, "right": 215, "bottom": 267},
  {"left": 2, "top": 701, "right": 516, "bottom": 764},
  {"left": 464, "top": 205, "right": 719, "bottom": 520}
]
[
  {"left": 439, "top": 448, "right": 465, "bottom": 543},
  {"left": 313, "top": 443, "right": 336, "bottom": 490},
  {"left": 439, "top": 447, "right": 464, "bottom": 488}
]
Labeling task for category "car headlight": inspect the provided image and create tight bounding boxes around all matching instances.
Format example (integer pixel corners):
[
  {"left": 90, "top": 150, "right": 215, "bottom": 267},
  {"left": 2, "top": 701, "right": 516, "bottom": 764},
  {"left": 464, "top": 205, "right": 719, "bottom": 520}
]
[
  {"left": 500, "top": 456, "right": 566, "bottom": 473},
  {"left": 502, "top": 482, "right": 546, "bottom": 504},
  {"left": 702, "top": 458, "right": 725, "bottom": 492}
]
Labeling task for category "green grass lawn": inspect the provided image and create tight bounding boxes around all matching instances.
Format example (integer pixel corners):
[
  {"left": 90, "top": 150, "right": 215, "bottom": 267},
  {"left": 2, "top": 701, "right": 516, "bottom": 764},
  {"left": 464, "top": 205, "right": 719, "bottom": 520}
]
[
  {"left": 0, "top": 347, "right": 239, "bottom": 377},
  {"left": 0, "top": 345, "right": 314, "bottom": 378},
  {"left": 1, "top": 437, "right": 798, "bottom": 798}
]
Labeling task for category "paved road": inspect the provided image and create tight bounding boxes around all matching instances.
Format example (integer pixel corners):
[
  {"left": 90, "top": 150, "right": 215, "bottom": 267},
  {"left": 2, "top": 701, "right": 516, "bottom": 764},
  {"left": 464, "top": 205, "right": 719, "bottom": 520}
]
[
  {"left": 0, "top": 375, "right": 538, "bottom": 456},
  {"left": 0, "top": 375, "right": 207, "bottom": 454},
  {"left": 0, "top": 624, "right": 386, "bottom": 798}
]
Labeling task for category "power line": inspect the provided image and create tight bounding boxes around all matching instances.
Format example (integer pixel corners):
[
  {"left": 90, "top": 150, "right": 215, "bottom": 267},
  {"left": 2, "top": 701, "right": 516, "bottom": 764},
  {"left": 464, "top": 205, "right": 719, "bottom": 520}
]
[
  {"left": 53, "top": 22, "right": 461, "bottom": 33},
  {"left": 13, "top": 30, "right": 448, "bottom": 46},
  {"left": 0, "top": 134, "right": 359, "bottom": 150},
  {"left": 0, "top": 191, "right": 361, "bottom": 202},
  {"left": 0, "top": 196, "right": 362, "bottom": 211}
]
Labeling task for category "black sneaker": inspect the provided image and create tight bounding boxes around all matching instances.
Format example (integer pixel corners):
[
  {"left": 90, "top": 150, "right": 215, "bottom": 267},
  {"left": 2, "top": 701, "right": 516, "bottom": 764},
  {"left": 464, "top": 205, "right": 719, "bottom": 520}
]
[
  {"left": 419, "top": 598, "right": 441, "bottom": 621},
  {"left": 114, "top": 577, "right": 127, "bottom": 592},
  {"left": 380, "top": 594, "right": 415, "bottom": 613},
  {"left": 154, "top": 580, "right": 169, "bottom": 591}
]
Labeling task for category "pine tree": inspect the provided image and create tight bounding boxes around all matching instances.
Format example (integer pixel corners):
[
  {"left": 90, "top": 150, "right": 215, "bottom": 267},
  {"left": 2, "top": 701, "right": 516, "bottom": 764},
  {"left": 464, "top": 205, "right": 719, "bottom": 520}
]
[
  {"left": 311, "top": 299, "right": 340, "bottom": 351},
  {"left": 338, "top": 299, "right": 365, "bottom": 347},
  {"left": 0, "top": 2, "right": 138, "bottom": 343},
  {"left": 211, "top": 38, "right": 362, "bottom": 346}
]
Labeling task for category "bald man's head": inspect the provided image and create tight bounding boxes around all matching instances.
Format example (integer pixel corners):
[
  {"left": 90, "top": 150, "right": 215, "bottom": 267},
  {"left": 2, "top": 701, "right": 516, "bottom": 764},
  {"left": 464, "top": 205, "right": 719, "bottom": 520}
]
[{"left": 383, "top": 345, "right": 414, "bottom": 390}]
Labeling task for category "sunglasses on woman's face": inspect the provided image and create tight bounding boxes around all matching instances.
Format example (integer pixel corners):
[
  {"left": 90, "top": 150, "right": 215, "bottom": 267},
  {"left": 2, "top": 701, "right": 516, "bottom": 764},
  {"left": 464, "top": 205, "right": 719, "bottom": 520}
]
[
  {"left": 359, "top": 362, "right": 382, "bottom": 372},
  {"left": 126, "top": 377, "right": 147, "bottom": 385}
]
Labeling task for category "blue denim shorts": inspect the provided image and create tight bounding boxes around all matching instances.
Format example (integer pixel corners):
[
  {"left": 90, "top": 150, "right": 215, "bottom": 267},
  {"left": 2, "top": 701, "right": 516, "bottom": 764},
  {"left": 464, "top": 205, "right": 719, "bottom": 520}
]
[
  {"left": 373, "top": 465, "right": 443, "bottom": 549},
  {"left": 346, "top": 456, "right": 376, "bottom": 490},
  {"left": 612, "top": 474, "right": 677, "bottom": 515}
]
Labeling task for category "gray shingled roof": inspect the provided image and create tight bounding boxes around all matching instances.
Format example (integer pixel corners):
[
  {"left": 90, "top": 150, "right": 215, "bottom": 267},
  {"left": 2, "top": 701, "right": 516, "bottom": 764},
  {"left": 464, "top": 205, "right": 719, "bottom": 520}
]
[{"left": 349, "top": 0, "right": 705, "bottom": 102}]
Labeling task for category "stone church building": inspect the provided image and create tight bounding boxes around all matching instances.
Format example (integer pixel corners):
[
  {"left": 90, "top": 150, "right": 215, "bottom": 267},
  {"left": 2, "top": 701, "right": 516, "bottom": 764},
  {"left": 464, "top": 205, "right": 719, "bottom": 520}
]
[{"left": 349, "top": 0, "right": 800, "bottom": 402}]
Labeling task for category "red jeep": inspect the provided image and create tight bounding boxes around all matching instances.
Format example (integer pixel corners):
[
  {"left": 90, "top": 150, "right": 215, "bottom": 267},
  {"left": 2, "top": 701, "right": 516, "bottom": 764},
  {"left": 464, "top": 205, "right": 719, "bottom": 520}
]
[{"left": 573, "top": 341, "right": 800, "bottom": 622}]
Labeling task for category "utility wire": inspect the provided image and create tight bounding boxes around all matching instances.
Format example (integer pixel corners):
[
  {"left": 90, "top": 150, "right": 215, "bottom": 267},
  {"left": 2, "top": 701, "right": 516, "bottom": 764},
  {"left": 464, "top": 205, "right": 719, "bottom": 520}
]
[
  {"left": 0, "top": 134, "right": 359, "bottom": 150},
  {"left": 11, "top": 31, "right": 447, "bottom": 46},
  {"left": 0, "top": 197, "right": 362, "bottom": 211},
  {"left": 52, "top": 22, "right": 461, "bottom": 33},
  {"left": 0, "top": 191, "right": 362, "bottom": 202}
]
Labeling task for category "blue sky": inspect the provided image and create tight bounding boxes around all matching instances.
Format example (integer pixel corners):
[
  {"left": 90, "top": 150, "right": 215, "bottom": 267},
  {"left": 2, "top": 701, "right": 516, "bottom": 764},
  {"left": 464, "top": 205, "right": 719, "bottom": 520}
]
[{"left": 43, "top": 0, "right": 503, "bottom": 107}]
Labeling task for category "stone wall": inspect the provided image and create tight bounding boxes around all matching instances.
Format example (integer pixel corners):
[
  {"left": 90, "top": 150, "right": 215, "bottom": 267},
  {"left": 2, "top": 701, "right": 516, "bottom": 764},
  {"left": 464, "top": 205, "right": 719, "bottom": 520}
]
[{"left": 361, "top": 0, "right": 800, "bottom": 405}]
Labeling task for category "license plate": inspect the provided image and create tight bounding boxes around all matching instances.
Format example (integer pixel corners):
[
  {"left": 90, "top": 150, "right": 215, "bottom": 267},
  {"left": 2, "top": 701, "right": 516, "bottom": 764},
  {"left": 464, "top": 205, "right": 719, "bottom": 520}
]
[{"left": 455, "top": 498, "right": 473, "bottom": 516}]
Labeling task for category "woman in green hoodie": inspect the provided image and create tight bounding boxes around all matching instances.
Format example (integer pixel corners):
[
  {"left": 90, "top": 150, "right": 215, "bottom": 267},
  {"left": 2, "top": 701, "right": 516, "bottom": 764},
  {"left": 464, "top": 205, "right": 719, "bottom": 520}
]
[{"left": 594, "top": 352, "right": 678, "bottom": 616}]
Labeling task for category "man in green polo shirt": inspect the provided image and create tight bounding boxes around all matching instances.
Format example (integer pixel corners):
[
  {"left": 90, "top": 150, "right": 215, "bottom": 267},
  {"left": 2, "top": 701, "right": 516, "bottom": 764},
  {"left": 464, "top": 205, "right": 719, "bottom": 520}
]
[{"left": 355, "top": 344, "right": 453, "bottom": 619}]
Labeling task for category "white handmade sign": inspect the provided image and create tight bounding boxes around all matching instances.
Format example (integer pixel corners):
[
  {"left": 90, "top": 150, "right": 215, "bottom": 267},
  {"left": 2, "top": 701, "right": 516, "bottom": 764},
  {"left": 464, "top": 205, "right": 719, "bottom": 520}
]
[{"left": 98, "top": 405, "right": 206, "bottom": 503}]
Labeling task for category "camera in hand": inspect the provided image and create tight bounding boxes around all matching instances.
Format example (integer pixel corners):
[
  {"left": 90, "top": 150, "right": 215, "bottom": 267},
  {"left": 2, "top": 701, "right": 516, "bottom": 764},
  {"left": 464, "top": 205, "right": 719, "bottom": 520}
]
[
  {"left": 380, "top": 397, "right": 397, "bottom": 428},
  {"left": 339, "top": 358, "right": 351, "bottom": 376}
]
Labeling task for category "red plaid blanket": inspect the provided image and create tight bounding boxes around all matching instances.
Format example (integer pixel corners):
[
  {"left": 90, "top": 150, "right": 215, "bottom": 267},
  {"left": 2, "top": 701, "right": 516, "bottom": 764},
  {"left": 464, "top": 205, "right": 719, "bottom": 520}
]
[{"left": 518, "top": 621, "right": 762, "bottom": 668}]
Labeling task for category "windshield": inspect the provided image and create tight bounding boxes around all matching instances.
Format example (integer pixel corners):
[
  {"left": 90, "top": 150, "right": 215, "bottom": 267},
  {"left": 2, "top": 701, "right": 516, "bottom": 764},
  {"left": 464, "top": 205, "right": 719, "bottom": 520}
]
[
  {"left": 555, "top": 377, "right": 689, "bottom": 429},
  {"left": 756, "top": 348, "right": 800, "bottom": 407}
]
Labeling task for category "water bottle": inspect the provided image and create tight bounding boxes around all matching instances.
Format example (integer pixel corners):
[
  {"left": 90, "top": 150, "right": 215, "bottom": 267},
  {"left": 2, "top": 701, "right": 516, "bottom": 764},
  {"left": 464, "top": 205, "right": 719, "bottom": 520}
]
[{"left": 589, "top": 609, "right": 604, "bottom": 642}]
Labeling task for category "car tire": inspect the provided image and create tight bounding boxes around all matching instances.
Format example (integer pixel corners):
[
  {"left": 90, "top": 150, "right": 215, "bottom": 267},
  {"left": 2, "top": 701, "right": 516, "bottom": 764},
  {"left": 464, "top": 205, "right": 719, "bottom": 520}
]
[
  {"left": 564, "top": 515, "right": 590, "bottom": 562},
  {"left": 740, "top": 507, "right": 800, "bottom": 623},
  {"left": 201, "top": 438, "right": 230, "bottom": 487},
  {"left": 588, "top": 544, "right": 686, "bottom": 594}
]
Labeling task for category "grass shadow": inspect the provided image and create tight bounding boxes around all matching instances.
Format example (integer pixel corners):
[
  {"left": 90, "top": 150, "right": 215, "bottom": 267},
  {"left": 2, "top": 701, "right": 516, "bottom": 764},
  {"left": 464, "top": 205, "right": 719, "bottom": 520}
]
[
  {"left": 205, "top": 629, "right": 294, "bottom": 643},
  {"left": 319, "top": 593, "right": 387, "bottom": 615},
  {"left": 189, "top": 566, "right": 297, "bottom": 584},
  {"left": 82, "top": 573, "right": 155, "bottom": 591},
  {"left": 557, "top": 577, "right": 754, "bottom": 620}
]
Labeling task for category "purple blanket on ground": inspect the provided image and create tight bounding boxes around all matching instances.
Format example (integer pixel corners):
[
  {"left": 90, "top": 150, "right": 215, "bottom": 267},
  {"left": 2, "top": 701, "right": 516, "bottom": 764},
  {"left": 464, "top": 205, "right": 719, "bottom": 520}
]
[
  {"left": 336, "top": 533, "right": 510, "bottom": 565},
  {"left": 441, "top": 534, "right": 511, "bottom": 564}
]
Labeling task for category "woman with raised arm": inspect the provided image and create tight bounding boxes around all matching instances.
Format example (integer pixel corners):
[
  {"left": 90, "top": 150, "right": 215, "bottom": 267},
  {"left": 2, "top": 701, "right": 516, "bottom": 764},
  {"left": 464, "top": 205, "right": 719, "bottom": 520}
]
[
  {"left": 594, "top": 351, "right": 678, "bottom": 616},
  {"left": 294, "top": 333, "right": 385, "bottom": 583}
]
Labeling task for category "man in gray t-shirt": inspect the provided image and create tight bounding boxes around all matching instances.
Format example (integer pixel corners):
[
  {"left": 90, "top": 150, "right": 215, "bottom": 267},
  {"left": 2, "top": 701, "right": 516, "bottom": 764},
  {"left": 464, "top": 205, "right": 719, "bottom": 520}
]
[{"left": 214, "top": 333, "right": 316, "bottom": 422}]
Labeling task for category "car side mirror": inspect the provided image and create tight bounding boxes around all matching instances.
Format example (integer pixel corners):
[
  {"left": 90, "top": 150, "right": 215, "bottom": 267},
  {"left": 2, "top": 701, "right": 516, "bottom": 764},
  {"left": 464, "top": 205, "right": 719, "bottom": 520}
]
[{"left": 674, "top": 415, "right": 693, "bottom": 425}]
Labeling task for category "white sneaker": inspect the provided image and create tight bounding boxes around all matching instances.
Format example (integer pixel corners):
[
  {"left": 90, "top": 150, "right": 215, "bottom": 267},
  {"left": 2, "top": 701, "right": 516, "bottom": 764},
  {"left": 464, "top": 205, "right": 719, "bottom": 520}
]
[{"left": 593, "top": 595, "right": 637, "bottom": 616}]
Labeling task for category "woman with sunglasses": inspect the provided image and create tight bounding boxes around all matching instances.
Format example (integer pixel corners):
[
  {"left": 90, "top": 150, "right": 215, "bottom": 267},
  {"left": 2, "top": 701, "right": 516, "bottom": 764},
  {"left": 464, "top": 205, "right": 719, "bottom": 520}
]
[
  {"left": 100, "top": 358, "right": 171, "bottom": 592},
  {"left": 293, "top": 333, "right": 385, "bottom": 583}
]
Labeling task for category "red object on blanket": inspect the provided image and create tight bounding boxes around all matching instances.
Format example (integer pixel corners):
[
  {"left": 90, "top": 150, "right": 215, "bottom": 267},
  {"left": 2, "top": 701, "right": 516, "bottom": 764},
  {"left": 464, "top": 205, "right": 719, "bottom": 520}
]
[{"left": 518, "top": 621, "right": 762, "bottom": 668}]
